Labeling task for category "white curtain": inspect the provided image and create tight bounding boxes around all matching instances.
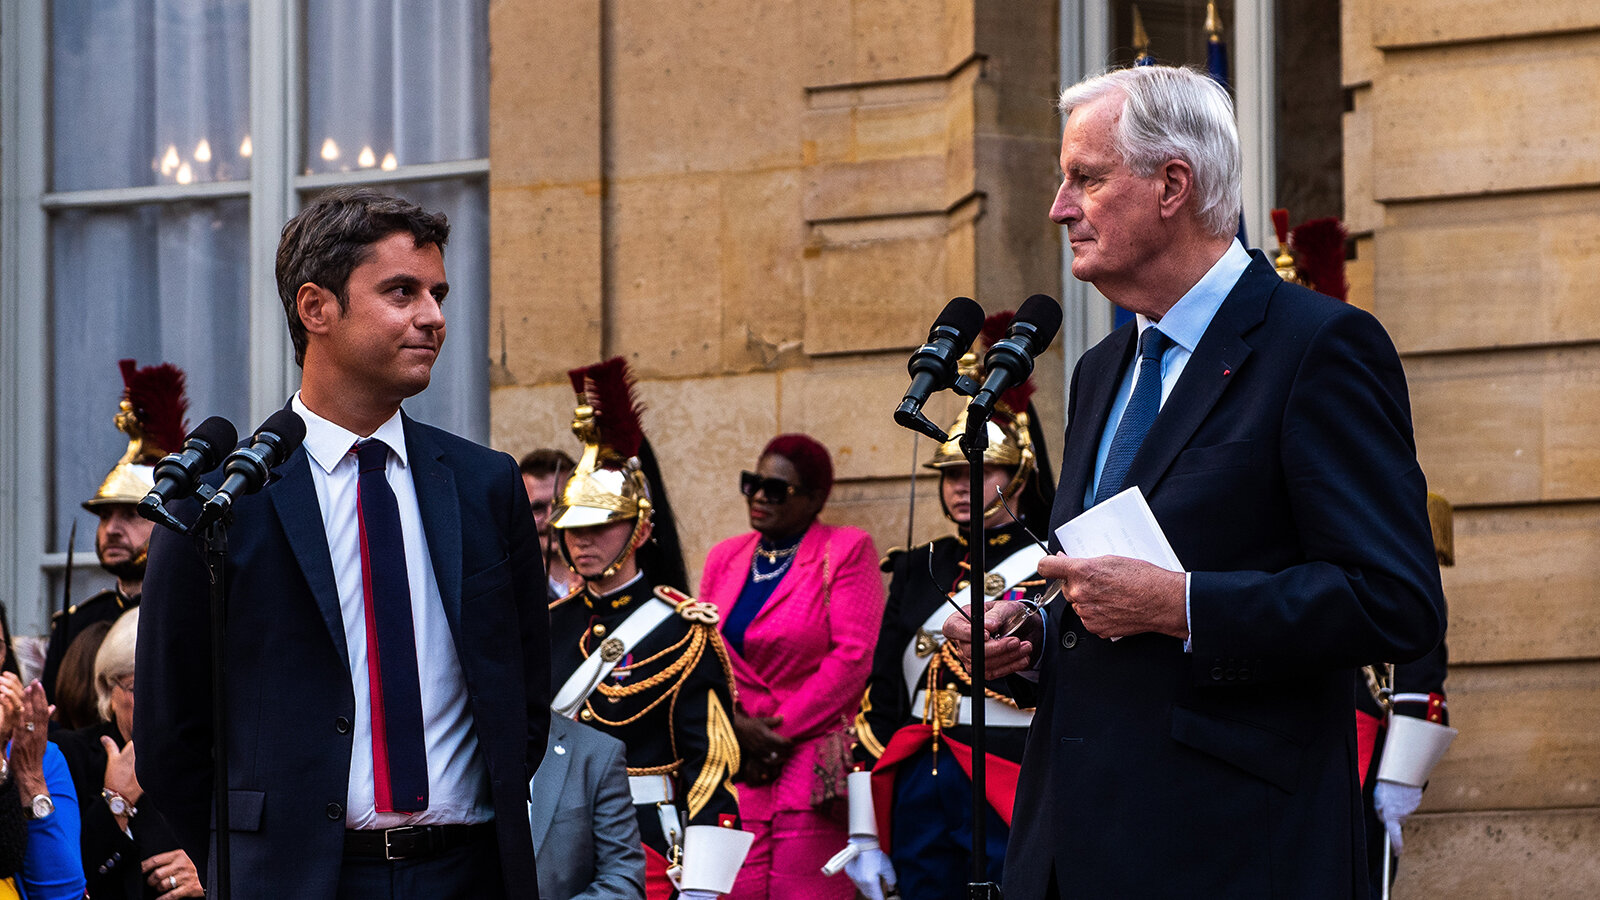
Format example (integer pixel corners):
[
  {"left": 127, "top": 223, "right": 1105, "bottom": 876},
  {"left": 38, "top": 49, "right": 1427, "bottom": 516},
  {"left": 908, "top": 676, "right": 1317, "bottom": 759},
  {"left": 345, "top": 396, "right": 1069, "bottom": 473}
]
[{"left": 47, "top": 0, "right": 490, "bottom": 554}]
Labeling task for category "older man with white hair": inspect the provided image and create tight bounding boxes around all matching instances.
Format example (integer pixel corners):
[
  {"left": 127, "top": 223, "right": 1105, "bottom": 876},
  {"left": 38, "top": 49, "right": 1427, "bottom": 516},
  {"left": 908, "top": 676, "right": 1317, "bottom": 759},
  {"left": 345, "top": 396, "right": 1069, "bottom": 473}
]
[{"left": 944, "top": 65, "right": 1445, "bottom": 898}]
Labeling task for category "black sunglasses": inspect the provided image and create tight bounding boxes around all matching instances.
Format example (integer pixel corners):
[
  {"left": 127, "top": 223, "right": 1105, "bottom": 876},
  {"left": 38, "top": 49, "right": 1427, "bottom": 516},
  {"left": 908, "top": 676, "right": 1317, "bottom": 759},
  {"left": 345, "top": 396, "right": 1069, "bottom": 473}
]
[{"left": 740, "top": 471, "right": 798, "bottom": 502}]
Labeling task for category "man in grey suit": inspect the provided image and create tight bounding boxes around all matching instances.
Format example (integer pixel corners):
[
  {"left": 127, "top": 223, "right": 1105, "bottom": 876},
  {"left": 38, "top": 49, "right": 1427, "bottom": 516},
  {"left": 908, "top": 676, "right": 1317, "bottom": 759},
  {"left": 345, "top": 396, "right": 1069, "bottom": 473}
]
[{"left": 531, "top": 717, "right": 645, "bottom": 900}]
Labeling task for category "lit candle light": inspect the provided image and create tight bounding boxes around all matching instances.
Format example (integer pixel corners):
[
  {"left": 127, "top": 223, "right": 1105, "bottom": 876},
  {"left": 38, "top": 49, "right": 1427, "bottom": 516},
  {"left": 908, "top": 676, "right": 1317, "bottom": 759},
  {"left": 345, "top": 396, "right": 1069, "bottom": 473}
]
[
  {"left": 380, "top": 152, "right": 398, "bottom": 171},
  {"left": 239, "top": 135, "right": 253, "bottom": 158},
  {"left": 194, "top": 138, "right": 212, "bottom": 163},
  {"left": 358, "top": 145, "right": 376, "bottom": 168},
  {"left": 176, "top": 162, "right": 194, "bottom": 185},
  {"left": 320, "top": 138, "right": 339, "bottom": 161},
  {"left": 161, "top": 145, "right": 180, "bottom": 176}
]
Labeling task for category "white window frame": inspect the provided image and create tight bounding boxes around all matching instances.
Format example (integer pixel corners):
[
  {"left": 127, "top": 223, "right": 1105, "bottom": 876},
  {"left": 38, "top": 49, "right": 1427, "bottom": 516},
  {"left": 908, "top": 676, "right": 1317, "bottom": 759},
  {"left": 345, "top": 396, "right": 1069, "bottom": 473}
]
[
  {"left": 1056, "top": 0, "right": 1275, "bottom": 367},
  {"left": 0, "top": 1, "right": 489, "bottom": 634}
]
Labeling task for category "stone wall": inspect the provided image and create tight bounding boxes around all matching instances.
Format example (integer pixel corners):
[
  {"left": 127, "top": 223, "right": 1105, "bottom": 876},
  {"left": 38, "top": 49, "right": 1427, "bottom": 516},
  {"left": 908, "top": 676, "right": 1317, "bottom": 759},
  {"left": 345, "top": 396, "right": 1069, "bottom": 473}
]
[
  {"left": 486, "top": 0, "right": 1063, "bottom": 584},
  {"left": 1345, "top": 0, "right": 1600, "bottom": 893}
]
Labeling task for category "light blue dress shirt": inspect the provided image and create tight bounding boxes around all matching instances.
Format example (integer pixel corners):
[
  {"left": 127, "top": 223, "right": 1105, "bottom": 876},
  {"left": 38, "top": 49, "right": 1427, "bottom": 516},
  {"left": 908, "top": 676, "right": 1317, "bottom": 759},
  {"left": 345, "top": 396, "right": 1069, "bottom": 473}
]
[{"left": 1082, "top": 240, "right": 1252, "bottom": 647}]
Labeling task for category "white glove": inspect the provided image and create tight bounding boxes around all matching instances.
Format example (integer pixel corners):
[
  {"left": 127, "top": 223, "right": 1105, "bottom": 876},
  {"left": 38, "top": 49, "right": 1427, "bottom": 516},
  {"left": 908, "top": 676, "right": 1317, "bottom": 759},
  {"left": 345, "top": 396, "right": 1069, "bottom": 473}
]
[
  {"left": 1374, "top": 780, "right": 1424, "bottom": 855},
  {"left": 843, "top": 836, "right": 897, "bottom": 900},
  {"left": 677, "top": 892, "right": 719, "bottom": 900}
]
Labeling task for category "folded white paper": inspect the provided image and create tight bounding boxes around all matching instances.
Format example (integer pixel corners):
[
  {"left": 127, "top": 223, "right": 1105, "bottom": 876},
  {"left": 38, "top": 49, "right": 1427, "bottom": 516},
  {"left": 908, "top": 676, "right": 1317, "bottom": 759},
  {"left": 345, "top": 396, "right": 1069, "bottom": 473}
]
[{"left": 1054, "top": 486, "right": 1183, "bottom": 571}]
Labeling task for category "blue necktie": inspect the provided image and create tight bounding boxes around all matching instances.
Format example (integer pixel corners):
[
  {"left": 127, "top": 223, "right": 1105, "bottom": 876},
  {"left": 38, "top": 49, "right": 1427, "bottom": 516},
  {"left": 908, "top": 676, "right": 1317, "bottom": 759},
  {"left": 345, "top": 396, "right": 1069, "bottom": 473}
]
[
  {"left": 354, "top": 439, "right": 429, "bottom": 813},
  {"left": 1095, "top": 327, "right": 1168, "bottom": 506}
]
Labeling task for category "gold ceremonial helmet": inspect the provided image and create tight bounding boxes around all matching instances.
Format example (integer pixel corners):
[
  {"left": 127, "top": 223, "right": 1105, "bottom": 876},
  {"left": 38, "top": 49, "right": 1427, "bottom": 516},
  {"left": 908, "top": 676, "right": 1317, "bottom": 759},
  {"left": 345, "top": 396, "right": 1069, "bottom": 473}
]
[
  {"left": 923, "top": 398, "right": 1036, "bottom": 522},
  {"left": 551, "top": 357, "right": 654, "bottom": 581},
  {"left": 84, "top": 360, "right": 190, "bottom": 511}
]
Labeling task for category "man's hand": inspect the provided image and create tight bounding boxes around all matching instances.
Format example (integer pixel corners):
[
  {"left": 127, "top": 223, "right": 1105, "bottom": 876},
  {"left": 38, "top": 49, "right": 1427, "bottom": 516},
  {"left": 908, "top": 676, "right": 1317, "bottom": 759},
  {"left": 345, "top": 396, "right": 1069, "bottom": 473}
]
[
  {"left": 941, "top": 599, "right": 1040, "bottom": 680},
  {"left": 1037, "top": 553, "right": 1188, "bottom": 641},
  {"left": 732, "top": 711, "right": 792, "bottom": 786}
]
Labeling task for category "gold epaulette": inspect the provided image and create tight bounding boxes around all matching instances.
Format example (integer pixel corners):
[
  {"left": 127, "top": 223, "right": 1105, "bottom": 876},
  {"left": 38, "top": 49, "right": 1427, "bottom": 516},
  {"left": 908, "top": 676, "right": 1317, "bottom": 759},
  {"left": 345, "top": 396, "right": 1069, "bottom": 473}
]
[
  {"left": 56, "top": 588, "right": 122, "bottom": 620},
  {"left": 548, "top": 584, "right": 584, "bottom": 612},
  {"left": 879, "top": 546, "right": 907, "bottom": 573},
  {"left": 655, "top": 586, "right": 719, "bottom": 625}
]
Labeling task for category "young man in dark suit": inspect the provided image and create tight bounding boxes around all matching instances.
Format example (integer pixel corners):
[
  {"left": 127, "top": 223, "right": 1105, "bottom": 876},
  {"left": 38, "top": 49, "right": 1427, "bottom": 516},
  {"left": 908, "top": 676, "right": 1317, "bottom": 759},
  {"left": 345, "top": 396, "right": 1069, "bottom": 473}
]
[
  {"left": 137, "top": 188, "right": 550, "bottom": 899},
  {"left": 945, "top": 66, "right": 1445, "bottom": 898}
]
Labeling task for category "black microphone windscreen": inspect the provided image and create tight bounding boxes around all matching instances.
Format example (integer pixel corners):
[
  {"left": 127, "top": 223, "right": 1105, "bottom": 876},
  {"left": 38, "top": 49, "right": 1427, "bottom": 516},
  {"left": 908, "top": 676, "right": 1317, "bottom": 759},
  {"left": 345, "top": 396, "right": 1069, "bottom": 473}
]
[
  {"left": 936, "top": 296, "right": 986, "bottom": 343},
  {"left": 191, "top": 416, "right": 239, "bottom": 456},
  {"left": 257, "top": 409, "right": 307, "bottom": 459},
  {"left": 1014, "top": 293, "right": 1063, "bottom": 350}
]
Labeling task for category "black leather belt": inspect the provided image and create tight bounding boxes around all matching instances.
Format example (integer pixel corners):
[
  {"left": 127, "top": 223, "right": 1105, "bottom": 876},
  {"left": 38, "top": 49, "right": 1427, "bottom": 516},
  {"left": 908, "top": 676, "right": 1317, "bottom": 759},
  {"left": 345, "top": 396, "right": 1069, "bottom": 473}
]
[{"left": 343, "top": 823, "right": 492, "bottom": 861}]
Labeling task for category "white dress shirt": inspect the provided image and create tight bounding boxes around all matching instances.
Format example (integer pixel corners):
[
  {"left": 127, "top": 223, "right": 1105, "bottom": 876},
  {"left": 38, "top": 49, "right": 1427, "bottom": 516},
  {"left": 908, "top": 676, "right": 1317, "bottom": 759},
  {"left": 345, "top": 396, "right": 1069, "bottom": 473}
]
[{"left": 291, "top": 393, "right": 491, "bottom": 829}]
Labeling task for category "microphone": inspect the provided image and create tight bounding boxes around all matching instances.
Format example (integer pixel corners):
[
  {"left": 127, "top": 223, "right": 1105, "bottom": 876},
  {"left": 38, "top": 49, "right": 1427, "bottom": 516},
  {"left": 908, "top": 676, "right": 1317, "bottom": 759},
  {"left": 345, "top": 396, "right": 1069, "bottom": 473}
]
[
  {"left": 969, "top": 293, "right": 1062, "bottom": 420},
  {"left": 190, "top": 409, "right": 307, "bottom": 534},
  {"left": 894, "top": 297, "right": 986, "bottom": 441},
  {"left": 137, "top": 416, "right": 239, "bottom": 531}
]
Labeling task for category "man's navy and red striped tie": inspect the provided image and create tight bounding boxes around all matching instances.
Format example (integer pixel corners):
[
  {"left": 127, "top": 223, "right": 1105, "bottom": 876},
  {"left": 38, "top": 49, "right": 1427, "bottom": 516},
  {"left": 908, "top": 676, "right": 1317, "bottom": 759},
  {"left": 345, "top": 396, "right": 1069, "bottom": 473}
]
[{"left": 354, "top": 439, "right": 429, "bottom": 813}]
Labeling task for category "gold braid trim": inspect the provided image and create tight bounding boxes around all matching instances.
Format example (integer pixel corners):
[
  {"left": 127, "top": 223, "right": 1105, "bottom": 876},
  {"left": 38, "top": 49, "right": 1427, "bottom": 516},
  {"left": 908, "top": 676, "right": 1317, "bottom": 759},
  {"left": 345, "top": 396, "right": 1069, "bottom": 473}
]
[
  {"left": 582, "top": 625, "right": 706, "bottom": 727},
  {"left": 854, "top": 687, "right": 886, "bottom": 759},
  {"left": 688, "top": 690, "right": 740, "bottom": 819},
  {"left": 936, "top": 643, "right": 1021, "bottom": 707},
  {"left": 626, "top": 761, "right": 682, "bottom": 777},
  {"left": 597, "top": 629, "right": 695, "bottom": 688}
]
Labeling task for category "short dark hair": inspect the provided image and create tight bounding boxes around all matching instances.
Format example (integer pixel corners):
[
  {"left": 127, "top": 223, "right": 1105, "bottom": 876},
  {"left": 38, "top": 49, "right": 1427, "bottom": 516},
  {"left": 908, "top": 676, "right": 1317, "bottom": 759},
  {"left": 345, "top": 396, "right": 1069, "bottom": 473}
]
[
  {"left": 761, "top": 433, "right": 835, "bottom": 502},
  {"left": 519, "top": 448, "right": 577, "bottom": 479},
  {"left": 275, "top": 188, "right": 451, "bottom": 366}
]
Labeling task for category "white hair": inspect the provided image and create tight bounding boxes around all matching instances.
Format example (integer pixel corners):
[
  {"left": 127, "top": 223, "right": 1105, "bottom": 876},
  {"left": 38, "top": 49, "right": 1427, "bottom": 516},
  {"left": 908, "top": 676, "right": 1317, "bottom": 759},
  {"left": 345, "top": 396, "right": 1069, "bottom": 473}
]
[
  {"left": 1059, "top": 66, "right": 1242, "bottom": 238},
  {"left": 93, "top": 606, "right": 138, "bottom": 723}
]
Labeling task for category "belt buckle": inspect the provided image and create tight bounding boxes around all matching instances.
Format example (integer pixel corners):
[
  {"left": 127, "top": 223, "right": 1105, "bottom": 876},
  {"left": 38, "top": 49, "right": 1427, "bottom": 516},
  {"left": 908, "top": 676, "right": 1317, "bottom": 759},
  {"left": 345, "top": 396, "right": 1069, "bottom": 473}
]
[{"left": 383, "top": 825, "right": 422, "bottom": 861}]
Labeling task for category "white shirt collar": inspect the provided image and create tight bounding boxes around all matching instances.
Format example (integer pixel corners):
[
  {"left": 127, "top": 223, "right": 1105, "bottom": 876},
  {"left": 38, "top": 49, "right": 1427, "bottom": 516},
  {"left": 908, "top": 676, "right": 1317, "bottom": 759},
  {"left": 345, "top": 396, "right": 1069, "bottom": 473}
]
[
  {"left": 1134, "top": 239, "right": 1251, "bottom": 353},
  {"left": 291, "top": 393, "right": 409, "bottom": 474}
]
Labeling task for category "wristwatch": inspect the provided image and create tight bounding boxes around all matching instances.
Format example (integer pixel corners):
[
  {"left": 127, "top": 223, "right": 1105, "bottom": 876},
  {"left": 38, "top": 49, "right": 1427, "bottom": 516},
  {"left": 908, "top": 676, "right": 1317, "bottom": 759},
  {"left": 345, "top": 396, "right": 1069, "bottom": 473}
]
[
  {"left": 102, "top": 788, "right": 137, "bottom": 819},
  {"left": 26, "top": 793, "right": 53, "bottom": 820}
]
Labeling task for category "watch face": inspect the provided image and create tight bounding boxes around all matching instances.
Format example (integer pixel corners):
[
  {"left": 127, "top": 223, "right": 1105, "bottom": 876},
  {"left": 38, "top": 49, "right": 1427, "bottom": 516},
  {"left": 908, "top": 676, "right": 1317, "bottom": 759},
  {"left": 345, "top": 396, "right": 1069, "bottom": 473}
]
[
  {"left": 30, "top": 794, "right": 53, "bottom": 819},
  {"left": 107, "top": 795, "right": 127, "bottom": 815}
]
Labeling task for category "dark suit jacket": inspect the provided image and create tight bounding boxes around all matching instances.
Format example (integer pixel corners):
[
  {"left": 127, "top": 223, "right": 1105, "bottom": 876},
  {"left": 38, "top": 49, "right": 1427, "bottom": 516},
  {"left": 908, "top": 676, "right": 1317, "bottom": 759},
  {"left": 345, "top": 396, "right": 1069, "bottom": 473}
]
[
  {"left": 1007, "top": 254, "right": 1446, "bottom": 899},
  {"left": 530, "top": 717, "right": 644, "bottom": 900},
  {"left": 135, "top": 413, "right": 550, "bottom": 900}
]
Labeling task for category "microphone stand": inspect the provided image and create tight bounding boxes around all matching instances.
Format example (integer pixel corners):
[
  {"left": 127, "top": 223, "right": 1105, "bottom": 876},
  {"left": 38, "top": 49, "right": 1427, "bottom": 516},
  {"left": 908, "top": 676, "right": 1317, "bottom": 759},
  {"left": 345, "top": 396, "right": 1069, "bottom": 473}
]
[
  {"left": 199, "top": 513, "right": 233, "bottom": 900},
  {"left": 961, "top": 404, "right": 1002, "bottom": 900},
  {"left": 142, "top": 493, "right": 233, "bottom": 900}
]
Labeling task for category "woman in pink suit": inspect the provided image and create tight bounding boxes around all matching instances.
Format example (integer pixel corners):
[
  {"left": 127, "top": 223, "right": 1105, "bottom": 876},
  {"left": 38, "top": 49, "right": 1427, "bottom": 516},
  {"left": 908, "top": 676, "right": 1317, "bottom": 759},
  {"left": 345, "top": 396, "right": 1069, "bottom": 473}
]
[{"left": 700, "top": 434, "right": 885, "bottom": 900}]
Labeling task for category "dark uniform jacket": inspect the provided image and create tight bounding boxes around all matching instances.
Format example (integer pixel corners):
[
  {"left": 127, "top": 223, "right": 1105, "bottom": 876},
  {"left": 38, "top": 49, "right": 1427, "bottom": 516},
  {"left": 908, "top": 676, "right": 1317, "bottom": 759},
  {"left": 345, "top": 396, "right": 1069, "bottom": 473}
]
[
  {"left": 43, "top": 589, "right": 137, "bottom": 701},
  {"left": 855, "top": 522, "right": 1042, "bottom": 767},
  {"left": 548, "top": 574, "right": 741, "bottom": 856}
]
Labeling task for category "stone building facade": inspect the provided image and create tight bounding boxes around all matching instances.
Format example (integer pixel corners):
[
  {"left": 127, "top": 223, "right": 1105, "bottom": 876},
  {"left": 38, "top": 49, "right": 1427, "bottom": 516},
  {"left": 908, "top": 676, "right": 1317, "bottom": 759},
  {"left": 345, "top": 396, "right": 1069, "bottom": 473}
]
[
  {"left": 1345, "top": 0, "right": 1600, "bottom": 894},
  {"left": 486, "top": 1, "right": 1600, "bottom": 894}
]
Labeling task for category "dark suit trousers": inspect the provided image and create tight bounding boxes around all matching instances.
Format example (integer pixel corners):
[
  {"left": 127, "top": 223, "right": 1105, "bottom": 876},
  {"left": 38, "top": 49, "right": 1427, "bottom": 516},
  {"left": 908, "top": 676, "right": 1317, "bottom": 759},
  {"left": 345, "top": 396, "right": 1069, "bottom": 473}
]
[{"left": 335, "top": 828, "right": 502, "bottom": 899}]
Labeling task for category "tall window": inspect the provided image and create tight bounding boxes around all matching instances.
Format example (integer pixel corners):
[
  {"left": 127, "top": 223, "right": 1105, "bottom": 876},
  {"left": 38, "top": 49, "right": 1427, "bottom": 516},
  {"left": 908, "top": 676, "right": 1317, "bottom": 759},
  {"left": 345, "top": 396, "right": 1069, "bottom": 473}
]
[{"left": 1, "top": 1, "right": 490, "bottom": 634}]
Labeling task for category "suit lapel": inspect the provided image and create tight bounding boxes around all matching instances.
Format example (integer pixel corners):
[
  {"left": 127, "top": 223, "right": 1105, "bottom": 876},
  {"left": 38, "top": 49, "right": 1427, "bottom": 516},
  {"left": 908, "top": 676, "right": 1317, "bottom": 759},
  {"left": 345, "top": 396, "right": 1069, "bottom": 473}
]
[
  {"left": 528, "top": 718, "right": 572, "bottom": 851},
  {"left": 1122, "top": 255, "right": 1274, "bottom": 499},
  {"left": 1054, "top": 326, "right": 1137, "bottom": 530},
  {"left": 405, "top": 416, "right": 463, "bottom": 634},
  {"left": 269, "top": 448, "right": 348, "bottom": 663}
]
